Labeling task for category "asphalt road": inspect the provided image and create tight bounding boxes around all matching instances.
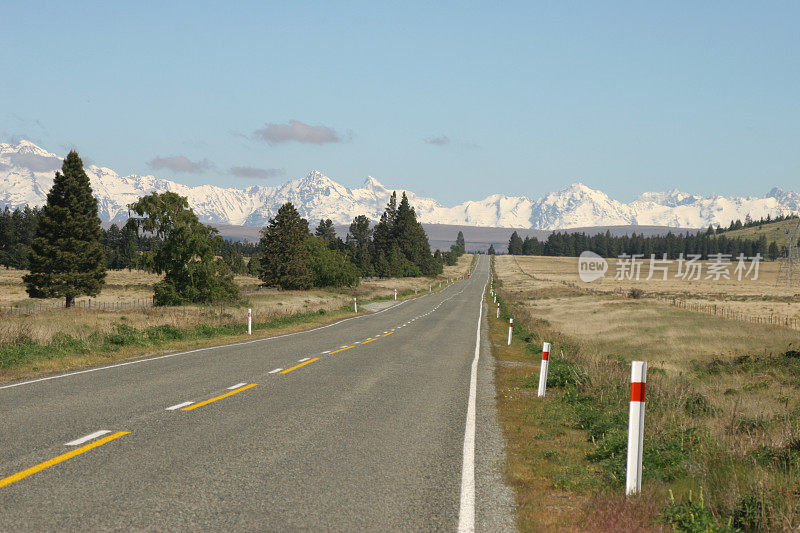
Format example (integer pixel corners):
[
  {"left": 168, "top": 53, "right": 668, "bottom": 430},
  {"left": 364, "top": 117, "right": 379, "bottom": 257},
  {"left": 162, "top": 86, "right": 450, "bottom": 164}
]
[{"left": 0, "top": 255, "right": 516, "bottom": 531}]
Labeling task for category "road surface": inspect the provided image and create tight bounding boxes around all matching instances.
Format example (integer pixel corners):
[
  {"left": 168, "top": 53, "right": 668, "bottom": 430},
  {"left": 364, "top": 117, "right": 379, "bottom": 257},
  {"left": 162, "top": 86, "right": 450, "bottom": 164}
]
[{"left": 0, "top": 255, "right": 515, "bottom": 531}]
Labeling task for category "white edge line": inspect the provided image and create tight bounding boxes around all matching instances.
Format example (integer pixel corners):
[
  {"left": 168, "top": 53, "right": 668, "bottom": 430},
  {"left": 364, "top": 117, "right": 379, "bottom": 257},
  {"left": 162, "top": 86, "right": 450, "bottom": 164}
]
[
  {"left": 166, "top": 401, "right": 194, "bottom": 411},
  {"left": 1, "top": 266, "right": 474, "bottom": 392},
  {"left": 268, "top": 368, "right": 283, "bottom": 374},
  {"left": 227, "top": 382, "right": 247, "bottom": 390},
  {"left": 65, "top": 429, "right": 112, "bottom": 445},
  {"left": 458, "top": 261, "right": 487, "bottom": 533}
]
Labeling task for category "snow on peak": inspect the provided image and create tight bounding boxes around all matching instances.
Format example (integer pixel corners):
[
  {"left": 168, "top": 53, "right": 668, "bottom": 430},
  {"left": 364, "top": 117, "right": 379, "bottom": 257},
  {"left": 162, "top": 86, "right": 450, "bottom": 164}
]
[{"left": 1, "top": 139, "right": 799, "bottom": 230}]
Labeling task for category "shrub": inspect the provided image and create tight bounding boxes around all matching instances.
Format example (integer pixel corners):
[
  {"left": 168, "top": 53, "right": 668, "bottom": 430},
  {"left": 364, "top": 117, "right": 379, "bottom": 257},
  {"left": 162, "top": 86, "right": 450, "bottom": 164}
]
[{"left": 628, "top": 288, "right": 644, "bottom": 299}]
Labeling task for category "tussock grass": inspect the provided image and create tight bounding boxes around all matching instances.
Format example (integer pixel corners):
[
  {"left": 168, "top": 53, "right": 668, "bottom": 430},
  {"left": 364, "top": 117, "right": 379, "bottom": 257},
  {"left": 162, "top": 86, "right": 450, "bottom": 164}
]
[{"left": 493, "top": 255, "right": 800, "bottom": 531}]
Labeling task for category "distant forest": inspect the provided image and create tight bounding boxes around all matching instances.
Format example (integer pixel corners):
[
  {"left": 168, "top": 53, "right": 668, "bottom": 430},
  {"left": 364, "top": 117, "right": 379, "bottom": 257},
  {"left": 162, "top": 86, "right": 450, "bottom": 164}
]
[
  {"left": 507, "top": 217, "right": 799, "bottom": 260},
  {"left": 0, "top": 195, "right": 465, "bottom": 277}
]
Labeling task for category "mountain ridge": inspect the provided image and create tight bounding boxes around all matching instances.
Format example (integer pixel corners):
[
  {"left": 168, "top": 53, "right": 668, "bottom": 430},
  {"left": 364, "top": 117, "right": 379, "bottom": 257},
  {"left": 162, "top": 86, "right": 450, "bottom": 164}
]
[{"left": 1, "top": 140, "right": 798, "bottom": 230}]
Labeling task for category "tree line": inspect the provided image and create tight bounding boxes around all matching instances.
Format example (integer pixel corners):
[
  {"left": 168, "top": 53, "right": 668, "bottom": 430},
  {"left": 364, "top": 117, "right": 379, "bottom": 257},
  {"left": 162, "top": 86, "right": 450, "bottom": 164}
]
[
  {"left": 507, "top": 228, "right": 785, "bottom": 260},
  {"left": 6, "top": 151, "right": 452, "bottom": 307}
]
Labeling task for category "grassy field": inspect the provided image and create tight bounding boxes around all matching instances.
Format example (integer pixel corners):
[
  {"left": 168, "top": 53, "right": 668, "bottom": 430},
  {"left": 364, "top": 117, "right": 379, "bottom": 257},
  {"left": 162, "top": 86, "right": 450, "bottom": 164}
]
[
  {"left": 0, "top": 254, "right": 473, "bottom": 381},
  {"left": 720, "top": 217, "right": 800, "bottom": 246},
  {"left": 508, "top": 254, "right": 800, "bottom": 324},
  {"left": 492, "top": 255, "right": 800, "bottom": 531}
]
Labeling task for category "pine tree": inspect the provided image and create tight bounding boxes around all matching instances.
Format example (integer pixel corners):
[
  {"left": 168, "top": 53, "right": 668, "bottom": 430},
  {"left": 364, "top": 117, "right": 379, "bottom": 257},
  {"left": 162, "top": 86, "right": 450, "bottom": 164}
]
[
  {"left": 372, "top": 192, "right": 398, "bottom": 258},
  {"left": 374, "top": 250, "right": 389, "bottom": 277},
  {"left": 488, "top": 244, "right": 496, "bottom": 255},
  {"left": 456, "top": 231, "right": 466, "bottom": 254},
  {"left": 24, "top": 152, "right": 106, "bottom": 307},
  {"left": 314, "top": 218, "right": 341, "bottom": 250},
  {"left": 508, "top": 231, "right": 523, "bottom": 255},
  {"left": 347, "top": 215, "right": 373, "bottom": 276},
  {"left": 258, "top": 202, "right": 313, "bottom": 290}
]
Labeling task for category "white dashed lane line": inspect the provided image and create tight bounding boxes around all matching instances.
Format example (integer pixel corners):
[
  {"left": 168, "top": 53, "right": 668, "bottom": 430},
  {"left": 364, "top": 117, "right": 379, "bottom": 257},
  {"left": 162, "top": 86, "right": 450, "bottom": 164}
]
[
  {"left": 165, "top": 401, "right": 194, "bottom": 411},
  {"left": 65, "top": 430, "right": 111, "bottom": 446}
]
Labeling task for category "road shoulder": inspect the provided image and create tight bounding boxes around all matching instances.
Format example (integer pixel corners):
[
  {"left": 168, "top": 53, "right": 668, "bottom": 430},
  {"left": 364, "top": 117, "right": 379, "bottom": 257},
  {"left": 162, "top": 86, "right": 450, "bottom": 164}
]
[{"left": 475, "top": 299, "right": 518, "bottom": 531}]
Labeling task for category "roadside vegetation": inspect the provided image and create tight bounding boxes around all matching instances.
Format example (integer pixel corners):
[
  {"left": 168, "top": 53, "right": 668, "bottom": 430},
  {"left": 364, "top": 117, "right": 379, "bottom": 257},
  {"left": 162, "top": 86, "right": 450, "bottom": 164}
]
[
  {"left": 491, "top": 255, "right": 800, "bottom": 531},
  {"left": 0, "top": 150, "right": 473, "bottom": 380}
]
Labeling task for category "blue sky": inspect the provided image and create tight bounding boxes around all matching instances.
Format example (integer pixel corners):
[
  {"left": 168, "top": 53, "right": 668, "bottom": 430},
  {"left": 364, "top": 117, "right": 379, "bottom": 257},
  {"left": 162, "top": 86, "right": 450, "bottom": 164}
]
[{"left": 1, "top": 1, "right": 798, "bottom": 204}]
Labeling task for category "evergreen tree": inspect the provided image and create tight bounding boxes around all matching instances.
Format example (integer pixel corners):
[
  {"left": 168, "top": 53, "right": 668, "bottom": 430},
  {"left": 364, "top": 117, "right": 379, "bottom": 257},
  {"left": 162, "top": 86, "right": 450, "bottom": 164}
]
[
  {"left": 508, "top": 231, "right": 523, "bottom": 255},
  {"left": 314, "top": 218, "right": 342, "bottom": 250},
  {"left": 24, "top": 152, "right": 106, "bottom": 307},
  {"left": 247, "top": 255, "right": 262, "bottom": 276},
  {"left": 128, "top": 191, "right": 239, "bottom": 305},
  {"left": 768, "top": 241, "right": 780, "bottom": 261},
  {"left": 374, "top": 250, "right": 389, "bottom": 277},
  {"left": 455, "top": 231, "right": 466, "bottom": 254},
  {"left": 488, "top": 244, "right": 496, "bottom": 255},
  {"left": 258, "top": 202, "right": 313, "bottom": 290},
  {"left": 372, "top": 191, "right": 398, "bottom": 258}
]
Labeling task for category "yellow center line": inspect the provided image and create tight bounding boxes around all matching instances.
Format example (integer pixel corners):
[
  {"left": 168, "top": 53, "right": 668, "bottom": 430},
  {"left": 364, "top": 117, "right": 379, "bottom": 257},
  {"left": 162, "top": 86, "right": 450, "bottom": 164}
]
[
  {"left": 329, "top": 346, "right": 354, "bottom": 354},
  {"left": 382, "top": 331, "right": 394, "bottom": 337},
  {"left": 279, "top": 358, "right": 319, "bottom": 373},
  {"left": 360, "top": 338, "right": 378, "bottom": 344},
  {"left": 182, "top": 383, "right": 258, "bottom": 411},
  {"left": 0, "top": 431, "right": 130, "bottom": 489}
]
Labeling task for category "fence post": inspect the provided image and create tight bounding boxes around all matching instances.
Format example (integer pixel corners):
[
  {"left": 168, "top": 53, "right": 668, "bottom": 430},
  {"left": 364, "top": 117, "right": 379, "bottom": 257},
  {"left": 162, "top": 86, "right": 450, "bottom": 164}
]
[
  {"left": 507, "top": 318, "right": 513, "bottom": 346},
  {"left": 537, "top": 342, "right": 551, "bottom": 397},
  {"left": 626, "top": 361, "right": 647, "bottom": 496}
]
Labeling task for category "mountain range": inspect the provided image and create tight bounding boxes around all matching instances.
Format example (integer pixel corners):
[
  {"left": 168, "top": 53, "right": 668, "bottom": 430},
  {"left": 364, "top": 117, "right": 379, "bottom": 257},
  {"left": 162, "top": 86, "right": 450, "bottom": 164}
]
[{"left": 1, "top": 140, "right": 798, "bottom": 230}]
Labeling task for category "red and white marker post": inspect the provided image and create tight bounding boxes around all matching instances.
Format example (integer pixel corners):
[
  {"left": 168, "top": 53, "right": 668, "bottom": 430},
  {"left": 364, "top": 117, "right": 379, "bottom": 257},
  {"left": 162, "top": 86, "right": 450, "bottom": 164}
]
[
  {"left": 625, "top": 361, "right": 647, "bottom": 496},
  {"left": 507, "top": 318, "right": 513, "bottom": 345},
  {"left": 496, "top": 303, "right": 500, "bottom": 318},
  {"left": 537, "top": 342, "right": 551, "bottom": 397},
  {"left": 394, "top": 288, "right": 397, "bottom": 301},
  {"left": 247, "top": 308, "right": 252, "bottom": 335},
  {"left": 354, "top": 297, "right": 358, "bottom": 313}
]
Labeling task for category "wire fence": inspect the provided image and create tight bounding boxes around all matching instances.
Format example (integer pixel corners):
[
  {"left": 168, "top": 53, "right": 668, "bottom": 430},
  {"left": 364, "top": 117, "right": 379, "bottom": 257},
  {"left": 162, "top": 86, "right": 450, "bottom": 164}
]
[
  {"left": 511, "top": 256, "right": 800, "bottom": 331},
  {"left": 0, "top": 297, "right": 155, "bottom": 318}
]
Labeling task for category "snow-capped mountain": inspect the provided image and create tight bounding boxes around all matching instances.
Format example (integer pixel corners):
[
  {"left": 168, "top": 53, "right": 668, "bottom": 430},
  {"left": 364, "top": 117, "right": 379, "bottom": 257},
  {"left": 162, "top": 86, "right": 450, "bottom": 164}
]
[{"left": 1, "top": 140, "right": 798, "bottom": 230}]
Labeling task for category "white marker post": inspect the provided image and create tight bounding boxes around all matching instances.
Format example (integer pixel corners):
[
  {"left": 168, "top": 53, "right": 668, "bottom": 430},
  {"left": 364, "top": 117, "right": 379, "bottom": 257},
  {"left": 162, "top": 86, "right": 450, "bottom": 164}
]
[
  {"left": 507, "top": 318, "right": 513, "bottom": 345},
  {"left": 394, "top": 288, "right": 397, "bottom": 301},
  {"left": 537, "top": 342, "right": 551, "bottom": 397},
  {"left": 354, "top": 297, "right": 358, "bottom": 313},
  {"left": 496, "top": 303, "right": 500, "bottom": 318},
  {"left": 247, "top": 308, "right": 252, "bottom": 335},
  {"left": 626, "top": 361, "right": 647, "bottom": 496}
]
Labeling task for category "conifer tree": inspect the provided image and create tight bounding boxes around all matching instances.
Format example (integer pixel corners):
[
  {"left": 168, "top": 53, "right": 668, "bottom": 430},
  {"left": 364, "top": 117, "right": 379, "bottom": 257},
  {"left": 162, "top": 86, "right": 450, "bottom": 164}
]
[
  {"left": 24, "top": 151, "right": 106, "bottom": 307},
  {"left": 488, "top": 244, "right": 496, "bottom": 255},
  {"left": 372, "top": 192, "right": 397, "bottom": 258},
  {"left": 347, "top": 215, "right": 373, "bottom": 276},
  {"left": 258, "top": 202, "right": 313, "bottom": 289},
  {"left": 456, "top": 231, "right": 466, "bottom": 254},
  {"left": 508, "top": 231, "right": 523, "bottom": 255},
  {"left": 314, "top": 218, "right": 340, "bottom": 249}
]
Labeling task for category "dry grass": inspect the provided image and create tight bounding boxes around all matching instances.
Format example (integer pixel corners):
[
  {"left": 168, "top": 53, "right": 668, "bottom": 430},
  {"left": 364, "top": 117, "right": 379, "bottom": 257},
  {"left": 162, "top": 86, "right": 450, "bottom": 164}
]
[
  {"left": 0, "top": 255, "right": 474, "bottom": 380},
  {"left": 507, "top": 255, "right": 800, "bottom": 325},
  {"left": 493, "top": 255, "right": 800, "bottom": 530}
]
